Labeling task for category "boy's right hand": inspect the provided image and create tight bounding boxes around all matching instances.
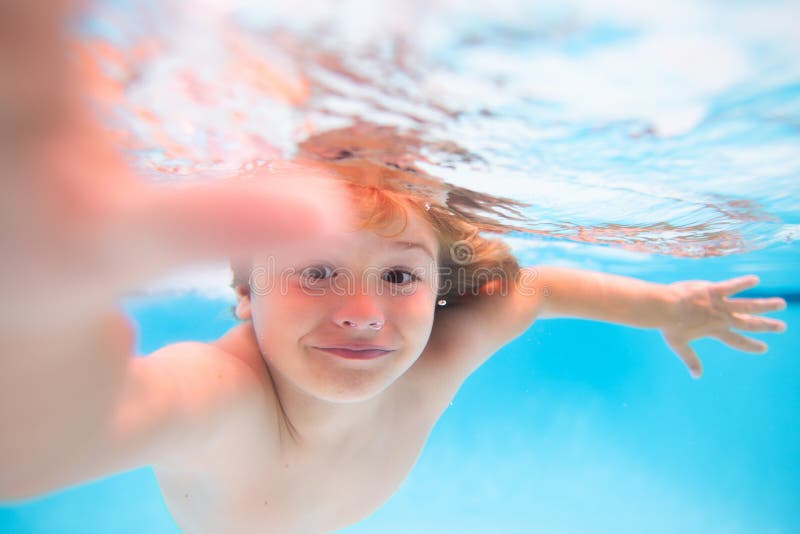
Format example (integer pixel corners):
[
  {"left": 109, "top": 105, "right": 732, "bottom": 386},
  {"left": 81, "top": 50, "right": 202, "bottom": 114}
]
[
  {"left": 1, "top": 115, "right": 348, "bottom": 336},
  {"left": 0, "top": 1, "right": 353, "bottom": 500},
  {"left": 1, "top": 2, "right": 350, "bottom": 338}
]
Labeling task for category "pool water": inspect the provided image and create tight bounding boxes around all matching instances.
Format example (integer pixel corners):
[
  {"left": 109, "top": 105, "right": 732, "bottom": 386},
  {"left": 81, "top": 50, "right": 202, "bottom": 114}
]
[
  {"left": 1, "top": 267, "right": 797, "bottom": 532},
  {"left": 2, "top": 0, "right": 799, "bottom": 531},
  {"left": 77, "top": 0, "right": 800, "bottom": 261}
]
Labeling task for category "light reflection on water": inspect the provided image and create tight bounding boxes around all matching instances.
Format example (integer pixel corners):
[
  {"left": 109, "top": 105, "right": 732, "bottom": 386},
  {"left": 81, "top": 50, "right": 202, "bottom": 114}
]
[{"left": 77, "top": 0, "right": 800, "bottom": 263}]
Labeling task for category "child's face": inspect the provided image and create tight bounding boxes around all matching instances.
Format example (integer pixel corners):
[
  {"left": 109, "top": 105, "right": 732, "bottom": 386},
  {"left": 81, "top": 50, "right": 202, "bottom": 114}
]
[{"left": 239, "top": 211, "right": 440, "bottom": 403}]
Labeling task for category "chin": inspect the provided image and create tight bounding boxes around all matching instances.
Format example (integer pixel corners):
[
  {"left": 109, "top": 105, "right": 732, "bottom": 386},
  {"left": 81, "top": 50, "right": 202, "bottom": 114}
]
[
  {"left": 316, "top": 383, "right": 389, "bottom": 404},
  {"left": 310, "top": 372, "right": 396, "bottom": 404},
  {"left": 301, "top": 347, "right": 420, "bottom": 404}
]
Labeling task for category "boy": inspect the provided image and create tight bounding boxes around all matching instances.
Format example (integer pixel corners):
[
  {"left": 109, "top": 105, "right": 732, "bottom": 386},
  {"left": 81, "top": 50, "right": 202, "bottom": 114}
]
[
  {"left": 2, "top": 155, "right": 788, "bottom": 532},
  {"left": 0, "top": 3, "right": 788, "bottom": 533}
]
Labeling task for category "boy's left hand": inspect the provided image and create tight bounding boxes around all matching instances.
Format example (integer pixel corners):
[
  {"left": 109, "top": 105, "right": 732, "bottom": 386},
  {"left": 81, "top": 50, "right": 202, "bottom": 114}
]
[{"left": 659, "top": 275, "right": 787, "bottom": 379}]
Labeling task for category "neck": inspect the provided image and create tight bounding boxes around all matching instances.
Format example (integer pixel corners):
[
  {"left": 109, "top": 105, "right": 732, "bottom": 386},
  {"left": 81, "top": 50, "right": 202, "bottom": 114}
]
[
  {"left": 228, "top": 322, "right": 389, "bottom": 449},
  {"left": 265, "top": 362, "right": 386, "bottom": 450}
]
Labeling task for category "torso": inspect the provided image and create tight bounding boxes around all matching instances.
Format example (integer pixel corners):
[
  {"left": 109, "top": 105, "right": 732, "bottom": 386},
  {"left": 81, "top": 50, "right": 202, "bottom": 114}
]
[{"left": 154, "top": 322, "right": 462, "bottom": 533}]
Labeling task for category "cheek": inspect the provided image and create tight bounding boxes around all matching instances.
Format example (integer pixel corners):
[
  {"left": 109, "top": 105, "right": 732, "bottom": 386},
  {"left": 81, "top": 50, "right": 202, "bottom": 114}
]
[
  {"left": 251, "top": 291, "right": 319, "bottom": 344},
  {"left": 390, "top": 292, "right": 436, "bottom": 335}
]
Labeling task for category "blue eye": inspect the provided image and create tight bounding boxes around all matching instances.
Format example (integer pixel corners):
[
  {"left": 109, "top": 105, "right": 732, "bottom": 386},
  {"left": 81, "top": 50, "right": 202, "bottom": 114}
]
[
  {"left": 382, "top": 269, "right": 417, "bottom": 285},
  {"left": 300, "top": 265, "right": 335, "bottom": 283}
]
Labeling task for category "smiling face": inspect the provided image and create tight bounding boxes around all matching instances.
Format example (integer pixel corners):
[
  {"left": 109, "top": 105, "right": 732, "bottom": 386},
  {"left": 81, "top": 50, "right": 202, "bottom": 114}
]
[{"left": 235, "top": 209, "right": 440, "bottom": 404}]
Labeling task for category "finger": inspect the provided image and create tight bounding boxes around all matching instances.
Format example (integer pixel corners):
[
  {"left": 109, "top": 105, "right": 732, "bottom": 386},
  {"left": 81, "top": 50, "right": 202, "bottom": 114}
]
[
  {"left": 712, "top": 275, "right": 759, "bottom": 297},
  {"left": 729, "top": 313, "right": 787, "bottom": 333},
  {"left": 724, "top": 297, "right": 787, "bottom": 314},
  {"left": 711, "top": 330, "right": 767, "bottom": 353},
  {"left": 110, "top": 173, "right": 352, "bottom": 285},
  {"left": 665, "top": 338, "right": 703, "bottom": 379},
  {"left": 0, "top": 1, "right": 74, "bottom": 130}
]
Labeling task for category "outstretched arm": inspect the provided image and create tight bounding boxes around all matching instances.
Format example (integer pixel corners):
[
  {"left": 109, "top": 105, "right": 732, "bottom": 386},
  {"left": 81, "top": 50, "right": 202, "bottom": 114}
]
[
  {"left": 525, "top": 266, "right": 787, "bottom": 378},
  {"left": 0, "top": 1, "right": 346, "bottom": 499},
  {"left": 425, "top": 266, "right": 787, "bottom": 385}
]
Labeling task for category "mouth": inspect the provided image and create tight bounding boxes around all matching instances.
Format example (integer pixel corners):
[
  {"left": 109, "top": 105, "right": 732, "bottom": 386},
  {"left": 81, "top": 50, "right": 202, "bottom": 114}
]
[{"left": 312, "top": 345, "right": 395, "bottom": 360}]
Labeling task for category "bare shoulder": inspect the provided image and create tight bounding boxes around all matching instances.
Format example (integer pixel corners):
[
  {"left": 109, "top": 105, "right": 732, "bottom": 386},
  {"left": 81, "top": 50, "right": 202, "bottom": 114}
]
[
  {"left": 410, "top": 269, "right": 546, "bottom": 392},
  {"left": 146, "top": 335, "right": 268, "bottom": 418},
  {"left": 0, "top": 326, "right": 278, "bottom": 499},
  {"left": 143, "top": 325, "right": 278, "bottom": 468}
]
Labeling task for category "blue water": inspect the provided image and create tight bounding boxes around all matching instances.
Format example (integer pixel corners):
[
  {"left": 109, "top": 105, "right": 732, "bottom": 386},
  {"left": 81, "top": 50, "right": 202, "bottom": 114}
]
[
  {"left": 2, "top": 0, "right": 800, "bottom": 532},
  {"left": 1, "top": 254, "right": 797, "bottom": 533},
  {"left": 78, "top": 0, "right": 800, "bottom": 260}
]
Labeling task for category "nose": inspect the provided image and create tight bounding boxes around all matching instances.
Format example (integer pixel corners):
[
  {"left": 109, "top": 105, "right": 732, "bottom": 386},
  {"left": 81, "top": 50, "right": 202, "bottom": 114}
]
[{"left": 331, "top": 293, "right": 386, "bottom": 331}]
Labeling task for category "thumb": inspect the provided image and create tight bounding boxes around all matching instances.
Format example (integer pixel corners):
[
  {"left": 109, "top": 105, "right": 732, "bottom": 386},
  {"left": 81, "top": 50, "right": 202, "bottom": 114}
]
[{"left": 663, "top": 334, "right": 703, "bottom": 379}]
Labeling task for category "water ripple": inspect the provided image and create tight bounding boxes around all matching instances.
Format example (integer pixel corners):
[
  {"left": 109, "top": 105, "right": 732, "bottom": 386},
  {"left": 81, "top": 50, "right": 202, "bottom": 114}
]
[{"left": 77, "top": 0, "right": 800, "bottom": 259}]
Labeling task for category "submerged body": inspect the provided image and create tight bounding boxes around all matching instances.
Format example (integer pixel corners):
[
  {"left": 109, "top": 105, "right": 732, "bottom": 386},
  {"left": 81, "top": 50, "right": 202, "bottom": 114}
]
[
  {"left": 145, "top": 247, "right": 784, "bottom": 533},
  {"left": 1, "top": 190, "right": 786, "bottom": 532},
  {"left": 151, "top": 215, "right": 545, "bottom": 533},
  {"left": 157, "top": 322, "right": 463, "bottom": 533},
  {"left": 0, "top": 5, "right": 789, "bottom": 533}
]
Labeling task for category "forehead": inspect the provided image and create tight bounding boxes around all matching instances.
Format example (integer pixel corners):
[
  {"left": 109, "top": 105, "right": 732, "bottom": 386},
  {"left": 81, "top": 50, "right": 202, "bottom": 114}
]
[
  {"left": 354, "top": 210, "right": 438, "bottom": 259},
  {"left": 270, "top": 210, "right": 438, "bottom": 262}
]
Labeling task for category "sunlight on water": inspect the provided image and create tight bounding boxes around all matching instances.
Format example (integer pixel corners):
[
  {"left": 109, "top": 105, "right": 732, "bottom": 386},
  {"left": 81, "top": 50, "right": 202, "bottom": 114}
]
[{"left": 76, "top": 0, "right": 800, "bottom": 261}]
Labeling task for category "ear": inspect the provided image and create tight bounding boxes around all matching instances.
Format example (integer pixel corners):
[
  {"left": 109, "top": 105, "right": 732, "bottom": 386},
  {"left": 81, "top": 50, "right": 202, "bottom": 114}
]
[{"left": 234, "top": 285, "right": 252, "bottom": 320}]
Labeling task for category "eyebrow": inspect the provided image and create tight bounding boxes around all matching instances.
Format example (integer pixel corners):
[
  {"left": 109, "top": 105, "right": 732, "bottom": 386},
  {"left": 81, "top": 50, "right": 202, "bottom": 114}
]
[{"left": 391, "top": 240, "right": 437, "bottom": 262}]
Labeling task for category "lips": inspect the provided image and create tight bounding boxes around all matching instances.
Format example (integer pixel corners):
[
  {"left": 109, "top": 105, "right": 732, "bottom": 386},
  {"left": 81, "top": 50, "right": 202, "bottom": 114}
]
[{"left": 312, "top": 345, "right": 395, "bottom": 360}]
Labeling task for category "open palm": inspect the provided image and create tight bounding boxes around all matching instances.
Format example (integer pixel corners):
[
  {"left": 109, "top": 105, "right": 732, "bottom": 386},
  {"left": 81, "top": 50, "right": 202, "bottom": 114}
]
[{"left": 660, "top": 275, "right": 787, "bottom": 379}]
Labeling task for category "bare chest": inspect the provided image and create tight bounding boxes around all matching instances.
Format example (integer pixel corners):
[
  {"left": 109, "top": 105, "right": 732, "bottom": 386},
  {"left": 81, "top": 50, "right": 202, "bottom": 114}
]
[{"left": 156, "top": 392, "right": 444, "bottom": 533}]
